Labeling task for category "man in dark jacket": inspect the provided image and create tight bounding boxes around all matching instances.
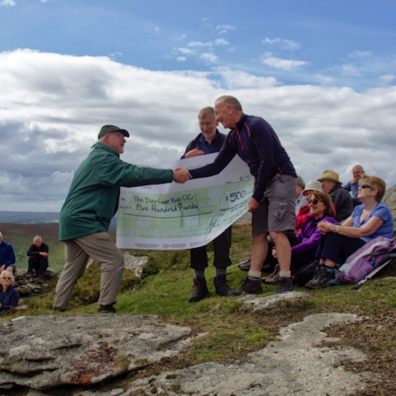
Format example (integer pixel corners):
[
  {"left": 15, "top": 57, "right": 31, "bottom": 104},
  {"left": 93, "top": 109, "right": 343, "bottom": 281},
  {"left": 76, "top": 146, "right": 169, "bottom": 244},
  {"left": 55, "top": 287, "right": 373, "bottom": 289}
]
[
  {"left": 27, "top": 235, "right": 49, "bottom": 278},
  {"left": 318, "top": 170, "right": 353, "bottom": 223},
  {"left": 0, "top": 232, "right": 16, "bottom": 274},
  {"left": 189, "top": 96, "right": 297, "bottom": 294},
  {"left": 53, "top": 125, "right": 191, "bottom": 312},
  {"left": 182, "top": 107, "right": 238, "bottom": 302}
]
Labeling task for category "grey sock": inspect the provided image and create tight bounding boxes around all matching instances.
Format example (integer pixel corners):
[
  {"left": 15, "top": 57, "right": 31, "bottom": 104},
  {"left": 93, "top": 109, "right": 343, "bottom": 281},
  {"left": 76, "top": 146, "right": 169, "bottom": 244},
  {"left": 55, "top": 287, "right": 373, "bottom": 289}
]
[
  {"left": 215, "top": 267, "right": 226, "bottom": 277},
  {"left": 194, "top": 269, "right": 205, "bottom": 279}
]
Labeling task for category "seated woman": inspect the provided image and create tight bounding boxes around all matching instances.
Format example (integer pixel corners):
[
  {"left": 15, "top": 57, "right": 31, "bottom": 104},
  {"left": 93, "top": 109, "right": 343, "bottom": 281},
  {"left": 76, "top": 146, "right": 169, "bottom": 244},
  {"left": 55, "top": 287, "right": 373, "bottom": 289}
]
[
  {"left": 266, "top": 191, "right": 336, "bottom": 285},
  {"left": 0, "top": 270, "right": 20, "bottom": 312},
  {"left": 306, "top": 176, "right": 394, "bottom": 289}
]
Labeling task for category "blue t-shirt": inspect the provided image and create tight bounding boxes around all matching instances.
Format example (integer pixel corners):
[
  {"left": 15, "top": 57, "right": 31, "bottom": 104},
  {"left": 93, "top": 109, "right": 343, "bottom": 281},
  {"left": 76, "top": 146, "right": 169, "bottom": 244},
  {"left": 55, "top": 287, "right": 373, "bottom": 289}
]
[{"left": 351, "top": 203, "right": 394, "bottom": 242}]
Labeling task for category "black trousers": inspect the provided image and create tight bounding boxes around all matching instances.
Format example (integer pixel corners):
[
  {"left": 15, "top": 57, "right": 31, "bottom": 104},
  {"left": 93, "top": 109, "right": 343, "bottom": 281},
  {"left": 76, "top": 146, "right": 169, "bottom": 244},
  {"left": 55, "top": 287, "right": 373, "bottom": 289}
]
[
  {"left": 317, "top": 232, "right": 365, "bottom": 266},
  {"left": 190, "top": 227, "right": 232, "bottom": 270},
  {"left": 28, "top": 257, "right": 48, "bottom": 274}
]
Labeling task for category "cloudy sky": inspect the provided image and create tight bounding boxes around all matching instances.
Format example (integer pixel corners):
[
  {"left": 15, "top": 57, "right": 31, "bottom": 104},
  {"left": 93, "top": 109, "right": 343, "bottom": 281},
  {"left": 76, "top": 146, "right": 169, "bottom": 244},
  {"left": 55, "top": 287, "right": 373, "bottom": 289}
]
[{"left": 1, "top": 0, "right": 395, "bottom": 212}]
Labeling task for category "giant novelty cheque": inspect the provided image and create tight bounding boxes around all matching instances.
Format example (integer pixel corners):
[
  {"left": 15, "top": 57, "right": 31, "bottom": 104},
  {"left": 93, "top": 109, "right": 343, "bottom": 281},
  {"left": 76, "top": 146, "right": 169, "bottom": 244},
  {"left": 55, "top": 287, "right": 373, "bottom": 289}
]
[{"left": 116, "top": 153, "right": 254, "bottom": 250}]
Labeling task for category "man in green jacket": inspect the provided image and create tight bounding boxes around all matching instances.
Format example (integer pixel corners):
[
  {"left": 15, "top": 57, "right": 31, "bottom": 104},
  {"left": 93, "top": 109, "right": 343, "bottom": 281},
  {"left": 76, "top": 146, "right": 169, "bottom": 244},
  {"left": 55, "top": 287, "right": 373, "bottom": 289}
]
[{"left": 53, "top": 125, "right": 191, "bottom": 313}]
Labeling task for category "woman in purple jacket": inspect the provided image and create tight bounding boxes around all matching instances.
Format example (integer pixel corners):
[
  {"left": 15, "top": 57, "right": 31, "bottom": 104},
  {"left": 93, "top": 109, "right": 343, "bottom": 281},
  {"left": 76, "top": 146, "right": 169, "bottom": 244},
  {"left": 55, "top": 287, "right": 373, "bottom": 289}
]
[{"left": 266, "top": 191, "right": 336, "bottom": 285}]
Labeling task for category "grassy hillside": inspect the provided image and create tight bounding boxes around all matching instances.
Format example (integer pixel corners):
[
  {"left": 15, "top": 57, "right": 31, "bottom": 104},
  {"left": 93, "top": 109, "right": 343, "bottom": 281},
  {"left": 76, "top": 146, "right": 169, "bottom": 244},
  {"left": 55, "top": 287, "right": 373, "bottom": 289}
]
[{"left": 1, "top": 223, "right": 395, "bottom": 394}]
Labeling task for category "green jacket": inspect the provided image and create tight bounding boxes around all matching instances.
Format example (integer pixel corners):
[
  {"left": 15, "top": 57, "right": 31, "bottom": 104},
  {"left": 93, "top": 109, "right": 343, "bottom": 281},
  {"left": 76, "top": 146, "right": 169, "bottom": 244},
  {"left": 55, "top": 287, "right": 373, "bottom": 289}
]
[{"left": 59, "top": 142, "right": 173, "bottom": 241}]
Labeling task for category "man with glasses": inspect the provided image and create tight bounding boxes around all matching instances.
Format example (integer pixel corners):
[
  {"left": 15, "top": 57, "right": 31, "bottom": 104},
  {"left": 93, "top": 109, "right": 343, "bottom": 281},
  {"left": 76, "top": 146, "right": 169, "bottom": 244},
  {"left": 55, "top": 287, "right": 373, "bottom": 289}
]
[
  {"left": 182, "top": 107, "right": 238, "bottom": 302},
  {"left": 53, "top": 125, "right": 191, "bottom": 313}
]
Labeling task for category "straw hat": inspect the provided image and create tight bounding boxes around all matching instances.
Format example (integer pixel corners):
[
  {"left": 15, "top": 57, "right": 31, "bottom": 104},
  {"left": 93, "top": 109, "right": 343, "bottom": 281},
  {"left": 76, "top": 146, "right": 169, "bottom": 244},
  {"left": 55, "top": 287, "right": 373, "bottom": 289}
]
[{"left": 317, "top": 169, "right": 339, "bottom": 183}]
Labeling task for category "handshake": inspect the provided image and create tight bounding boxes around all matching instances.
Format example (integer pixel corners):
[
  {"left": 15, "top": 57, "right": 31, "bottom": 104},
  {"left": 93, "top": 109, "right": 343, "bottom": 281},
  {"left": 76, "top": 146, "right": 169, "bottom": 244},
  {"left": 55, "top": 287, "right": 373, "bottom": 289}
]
[{"left": 173, "top": 168, "right": 192, "bottom": 183}]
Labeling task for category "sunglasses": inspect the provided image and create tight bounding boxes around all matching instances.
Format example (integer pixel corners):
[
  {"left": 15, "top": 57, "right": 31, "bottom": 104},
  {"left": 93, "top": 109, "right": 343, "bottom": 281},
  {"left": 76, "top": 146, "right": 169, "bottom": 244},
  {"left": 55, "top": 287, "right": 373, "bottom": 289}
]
[
  {"left": 359, "top": 184, "right": 373, "bottom": 190},
  {"left": 2, "top": 277, "right": 12, "bottom": 280},
  {"left": 308, "top": 199, "right": 321, "bottom": 205}
]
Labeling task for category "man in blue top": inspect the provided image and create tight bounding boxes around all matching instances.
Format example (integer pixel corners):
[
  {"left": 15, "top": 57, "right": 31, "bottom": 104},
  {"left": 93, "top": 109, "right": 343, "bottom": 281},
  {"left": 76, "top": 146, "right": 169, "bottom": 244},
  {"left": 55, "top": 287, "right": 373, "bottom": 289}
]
[
  {"left": 0, "top": 232, "right": 16, "bottom": 274},
  {"left": 182, "top": 107, "right": 238, "bottom": 302},
  {"left": 189, "top": 96, "right": 297, "bottom": 293}
]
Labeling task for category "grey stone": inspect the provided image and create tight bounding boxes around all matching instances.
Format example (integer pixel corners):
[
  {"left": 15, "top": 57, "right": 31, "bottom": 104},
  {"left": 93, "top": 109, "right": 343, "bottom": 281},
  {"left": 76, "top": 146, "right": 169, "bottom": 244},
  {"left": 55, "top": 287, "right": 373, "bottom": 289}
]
[
  {"left": 0, "top": 315, "right": 191, "bottom": 390},
  {"left": 239, "top": 291, "right": 310, "bottom": 311},
  {"left": 123, "top": 252, "right": 149, "bottom": 278},
  {"left": 125, "top": 313, "right": 371, "bottom": 396}
]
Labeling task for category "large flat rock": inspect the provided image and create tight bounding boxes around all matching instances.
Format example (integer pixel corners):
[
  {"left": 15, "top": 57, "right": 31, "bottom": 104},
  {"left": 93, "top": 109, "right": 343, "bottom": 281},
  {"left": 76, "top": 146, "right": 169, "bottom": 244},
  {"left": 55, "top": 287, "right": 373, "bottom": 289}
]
[
  {"left": 0, "top": 315, "right": 191, "bottom": 390},
  {"left": 124, "top": 313, "right": 370, "bottom": 396}
]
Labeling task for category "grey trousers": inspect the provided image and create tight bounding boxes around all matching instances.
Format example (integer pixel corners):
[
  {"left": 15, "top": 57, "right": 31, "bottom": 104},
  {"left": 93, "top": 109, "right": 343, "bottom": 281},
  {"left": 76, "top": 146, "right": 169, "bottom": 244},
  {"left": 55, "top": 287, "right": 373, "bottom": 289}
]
[{"left": 53, "top": 232, "right": 124, "bottom": 309}]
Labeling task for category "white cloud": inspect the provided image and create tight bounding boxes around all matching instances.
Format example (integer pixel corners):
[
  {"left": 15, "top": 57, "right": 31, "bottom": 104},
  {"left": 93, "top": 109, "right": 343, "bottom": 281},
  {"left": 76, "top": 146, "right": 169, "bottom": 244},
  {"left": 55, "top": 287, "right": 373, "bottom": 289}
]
[
  {"left": 314, "top": 74, "right": 335, "bottom": 85},
  {"left": 187, "top": 41, "right": 212, "bottom": 48},
  {"left": 214, "top": 38, "right": 229, "bottom": 47},
  {"left": 176, "top": 56, "right": 186, "bottom": 62},
  {"left": 215, "top": 24, "right": 235, "bottom": 35},
  {"left": 262, "top": 37, "right": 300, "bottom": 50},
  {"left": 200, "top": 52, "right": 218, "bottom": 64},
  {"left": 1, "top": 49, "right": 395, "bottom": 211},
  {"left": 378, "top": 74, "right": 395, "bottom": 83},
  {"left": 261, "top": 54, "right": 307, "bottom": 71},
  {"left": 176, "top": 47, "right": 194, "bottom": 55},
  {"left": 0, "top": 0, "right": 16, "bottom": 6}
]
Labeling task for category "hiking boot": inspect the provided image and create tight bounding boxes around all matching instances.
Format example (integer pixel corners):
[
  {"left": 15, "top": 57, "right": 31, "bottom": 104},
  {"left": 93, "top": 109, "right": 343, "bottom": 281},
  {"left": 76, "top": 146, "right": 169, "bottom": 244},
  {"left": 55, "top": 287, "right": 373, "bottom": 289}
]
[
  {"left": 189, "top": 278, "right": 209, "bottom": 302},
  {"left": 238, "top": 258, "right": 251, "bottom": 272},
  {"left": 214, "top": 275, "right": 241, "bottom": 297},
  {"left": 238, "top": 276, "right": 263, "bottom": 294},
  {"left": 98, "top": 304, "right": 116, "bottom": 313},
  {"left": 305, "top": 266, "right": 335, "bottom": 289},
  {"left": 276, "top": 277, "right": 293, "bottom": 293}
]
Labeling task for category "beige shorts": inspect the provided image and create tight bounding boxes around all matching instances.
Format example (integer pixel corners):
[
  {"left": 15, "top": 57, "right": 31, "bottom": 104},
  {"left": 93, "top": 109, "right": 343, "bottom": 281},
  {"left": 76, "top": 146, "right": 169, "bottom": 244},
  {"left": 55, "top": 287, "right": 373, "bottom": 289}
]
[{"left": 252, "top": 174, "right": 296, "bottom": 235}]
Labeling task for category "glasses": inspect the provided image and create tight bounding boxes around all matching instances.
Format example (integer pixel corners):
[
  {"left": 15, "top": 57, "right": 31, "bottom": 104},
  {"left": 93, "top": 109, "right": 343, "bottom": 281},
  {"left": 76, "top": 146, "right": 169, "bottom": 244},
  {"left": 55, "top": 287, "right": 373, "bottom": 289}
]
[
  {"left": 2, "top": 277, "right": 12, "bottom": 280},
  {"left": 308, "top": 199, "right": 321, "bottom": 205},
  {"left": 359, "top": 184, "right": 373, "bottom": 190}
]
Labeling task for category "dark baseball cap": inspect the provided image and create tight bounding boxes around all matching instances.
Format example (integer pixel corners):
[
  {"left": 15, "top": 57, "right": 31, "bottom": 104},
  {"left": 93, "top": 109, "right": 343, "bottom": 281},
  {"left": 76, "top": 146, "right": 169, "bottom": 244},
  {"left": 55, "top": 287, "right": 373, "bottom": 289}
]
[{"left": 98, "top": 124, "right": 130, "bottom": 139}]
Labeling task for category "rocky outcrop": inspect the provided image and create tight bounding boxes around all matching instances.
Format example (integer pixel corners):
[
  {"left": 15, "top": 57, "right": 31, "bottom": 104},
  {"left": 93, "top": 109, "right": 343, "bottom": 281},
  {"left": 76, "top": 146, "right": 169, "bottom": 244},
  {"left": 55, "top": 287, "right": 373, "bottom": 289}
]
[
  {"left": 125, "top": 313, "right": 370, "bottom": 396},
  {"left": 383, "top": 185, "right": 396, "bottom": 231},
  {"left": 0, "top": 315, "right": 192, "bottom": 391}
]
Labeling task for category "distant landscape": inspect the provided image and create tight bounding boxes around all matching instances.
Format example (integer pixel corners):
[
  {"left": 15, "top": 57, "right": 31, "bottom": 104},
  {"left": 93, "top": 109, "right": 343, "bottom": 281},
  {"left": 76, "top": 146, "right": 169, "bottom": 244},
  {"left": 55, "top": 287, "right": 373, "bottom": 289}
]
[{"left": 0, "top": 211, "right": 59, "bottom": 224}]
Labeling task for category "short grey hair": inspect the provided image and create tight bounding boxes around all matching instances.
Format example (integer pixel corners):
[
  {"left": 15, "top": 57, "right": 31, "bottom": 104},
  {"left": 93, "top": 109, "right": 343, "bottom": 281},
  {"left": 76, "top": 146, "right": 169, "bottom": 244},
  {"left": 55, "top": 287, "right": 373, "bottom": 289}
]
[
  {"left": 33, "top": 235, "right": 42, "bottom": 243},
  {"left": 198, "top": 106, "right": 215, "bottom": 120},
  {"left": 216, "top": 95, "right": 243, "bottom": 111}
]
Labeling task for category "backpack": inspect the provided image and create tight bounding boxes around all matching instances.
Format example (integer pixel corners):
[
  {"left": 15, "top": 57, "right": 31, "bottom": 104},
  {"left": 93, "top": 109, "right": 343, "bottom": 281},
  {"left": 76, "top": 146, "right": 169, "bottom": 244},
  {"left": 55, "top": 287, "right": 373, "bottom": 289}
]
[{"left": 336, "top": 236, "right": 396, "bottom": 284}]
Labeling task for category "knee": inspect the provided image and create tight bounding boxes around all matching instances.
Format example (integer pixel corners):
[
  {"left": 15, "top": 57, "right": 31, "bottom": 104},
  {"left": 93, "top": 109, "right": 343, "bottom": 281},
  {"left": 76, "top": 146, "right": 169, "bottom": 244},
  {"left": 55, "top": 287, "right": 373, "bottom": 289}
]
[{"left": 253, "top": 234, "right": 267, "bottom": 244}]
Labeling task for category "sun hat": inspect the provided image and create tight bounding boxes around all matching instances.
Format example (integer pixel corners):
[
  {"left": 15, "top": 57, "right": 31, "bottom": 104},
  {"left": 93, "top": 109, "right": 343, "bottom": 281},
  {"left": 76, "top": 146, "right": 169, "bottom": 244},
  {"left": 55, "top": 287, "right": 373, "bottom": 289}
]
[
  {"left": 317, "top": 169, "right": 339, "bottom": 183},
  {"left": 303, "top": 180, "right": 323, "bottom": 194},
  {"left": 98, "top": 125, "right": 130, "bottom": 139}
]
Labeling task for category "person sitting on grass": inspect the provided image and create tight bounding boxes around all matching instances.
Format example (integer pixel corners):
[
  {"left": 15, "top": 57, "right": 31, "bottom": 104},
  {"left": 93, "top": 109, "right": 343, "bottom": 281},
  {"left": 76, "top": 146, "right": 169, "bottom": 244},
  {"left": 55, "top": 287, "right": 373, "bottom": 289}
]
[
  {"left": 266, "top": 191, "right": 336, "bottom": 286},
  {"left": 0, "top": 270, "right": 19, "bottom": 312},
  {"left": 27, "top": 235, "right": 49, "bottom": 281},
  {"left": 0, "top": 232, "right": 16, "bottom": 274},
  {"left": 306, "top": 176, "right": 394, "bottom": 289}
]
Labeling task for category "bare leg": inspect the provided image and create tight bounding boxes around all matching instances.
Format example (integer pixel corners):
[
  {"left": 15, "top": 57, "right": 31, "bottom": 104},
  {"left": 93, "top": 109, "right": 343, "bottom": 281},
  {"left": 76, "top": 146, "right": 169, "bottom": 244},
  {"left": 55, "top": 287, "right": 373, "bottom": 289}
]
[
  {"left": 250, "top": 233, "right": 268, "bottom": 272},
  {"left": 270, "top": 231, "right": 291, "bottom": 273}
]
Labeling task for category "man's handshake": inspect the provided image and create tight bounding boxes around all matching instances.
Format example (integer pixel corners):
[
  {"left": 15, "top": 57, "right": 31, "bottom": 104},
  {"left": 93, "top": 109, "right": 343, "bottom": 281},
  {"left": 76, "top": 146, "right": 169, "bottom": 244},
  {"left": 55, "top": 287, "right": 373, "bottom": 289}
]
[{"left": 173, "top": 167, "right": 192, "bottom": 183}]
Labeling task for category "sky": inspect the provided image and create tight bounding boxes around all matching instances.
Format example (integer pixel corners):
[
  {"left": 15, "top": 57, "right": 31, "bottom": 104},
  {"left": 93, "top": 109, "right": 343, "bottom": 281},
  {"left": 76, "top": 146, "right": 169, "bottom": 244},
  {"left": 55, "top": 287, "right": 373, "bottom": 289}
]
[{"left": 0, "top": 0, "right": 395, "bottom": 212}]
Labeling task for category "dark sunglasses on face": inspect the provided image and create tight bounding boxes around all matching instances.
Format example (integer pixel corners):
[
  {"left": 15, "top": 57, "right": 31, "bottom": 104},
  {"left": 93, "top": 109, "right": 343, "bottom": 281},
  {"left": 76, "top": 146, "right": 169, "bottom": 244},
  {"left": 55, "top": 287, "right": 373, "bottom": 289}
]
[
  {"left": 308, "top": 199, "right": 321, "bottom": 205},
  {"left": 359, "top": 184, "right": 373, "bottom": 190}
]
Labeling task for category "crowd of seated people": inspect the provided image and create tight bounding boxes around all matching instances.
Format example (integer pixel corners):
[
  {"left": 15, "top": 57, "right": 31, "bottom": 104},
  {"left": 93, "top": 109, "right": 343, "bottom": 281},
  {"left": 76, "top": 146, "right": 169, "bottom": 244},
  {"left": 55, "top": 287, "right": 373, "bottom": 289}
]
[{"left": 240, "top": 164, "right": 394, "bottom": 291}]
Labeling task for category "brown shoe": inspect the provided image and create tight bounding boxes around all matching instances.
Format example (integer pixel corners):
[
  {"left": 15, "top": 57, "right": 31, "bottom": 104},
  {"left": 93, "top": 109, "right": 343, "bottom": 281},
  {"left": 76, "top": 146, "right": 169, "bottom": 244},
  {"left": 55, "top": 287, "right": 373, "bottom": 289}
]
[{"left": 189, "top": 278, "right": 209, "bottom": 302}]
